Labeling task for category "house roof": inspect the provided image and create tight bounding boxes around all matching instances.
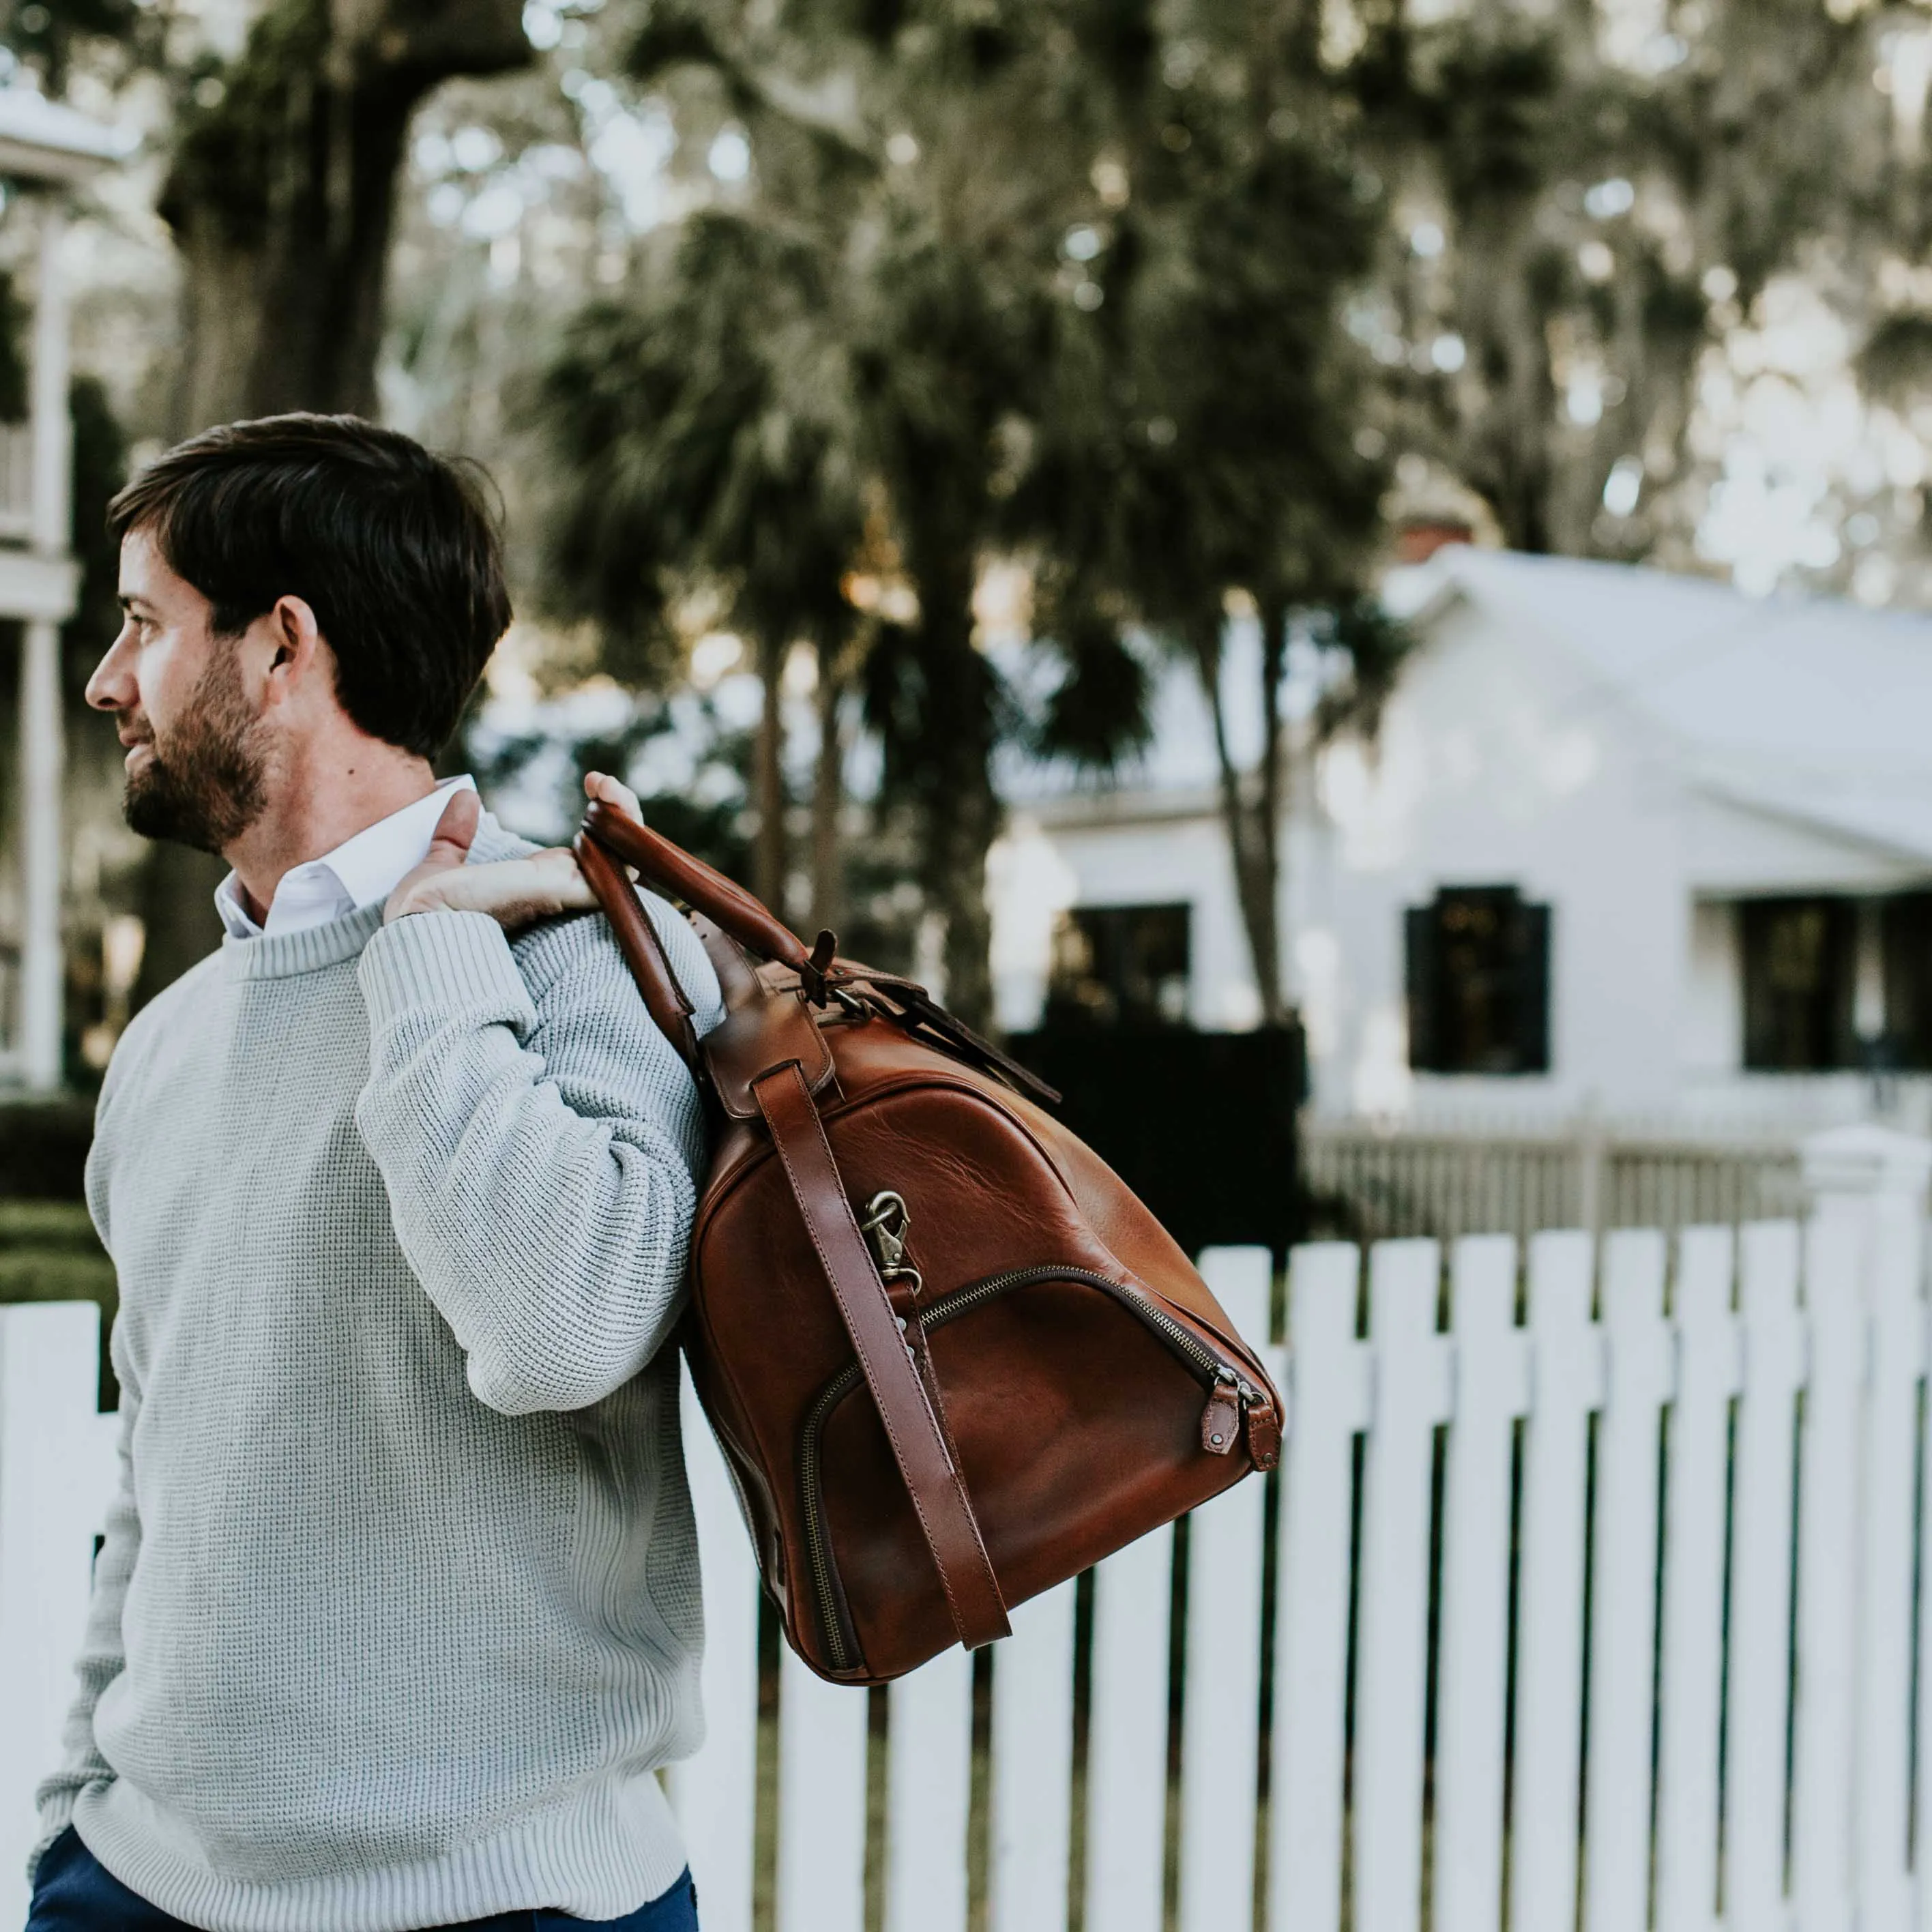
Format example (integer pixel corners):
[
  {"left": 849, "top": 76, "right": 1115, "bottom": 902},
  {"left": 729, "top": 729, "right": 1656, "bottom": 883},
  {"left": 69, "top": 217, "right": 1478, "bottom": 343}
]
[
  {"left": 1392, "top": 546, "right": 1932, "bottom": 763},
  {"left": 1390, "top": 546, "right": 1932, "bottom": 863},
  {"left": 1001, "top": 544, "right": 1932, "bottom": 864},
  {"left": 0, "top": 88, "right": 130, "bottom": 184}
]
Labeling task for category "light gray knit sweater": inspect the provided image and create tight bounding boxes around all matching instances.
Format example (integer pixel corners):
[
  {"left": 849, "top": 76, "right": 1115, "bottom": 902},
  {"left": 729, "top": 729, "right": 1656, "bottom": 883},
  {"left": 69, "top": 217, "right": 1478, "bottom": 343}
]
[{"left": 33, "top": 813, "right": 724, "bottom": 1932}]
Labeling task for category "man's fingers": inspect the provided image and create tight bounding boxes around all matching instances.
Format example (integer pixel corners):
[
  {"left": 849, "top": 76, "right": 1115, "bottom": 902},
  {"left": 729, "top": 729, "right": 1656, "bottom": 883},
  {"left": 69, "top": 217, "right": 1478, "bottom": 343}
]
[
  {"left": 421, "top": 787, "right": 482, "bottom": 868},
  {"left": 583, "top": 772, "right": 645, "bottom": 879},
  {"left": 549, "top": 851, "right": 598, "bottom": 911},
  {"left": 583, "top": 769, "right": 645, "bottom": 821},
  {"left": 386, "top": 848, "right": 597, "bottom": 932}
]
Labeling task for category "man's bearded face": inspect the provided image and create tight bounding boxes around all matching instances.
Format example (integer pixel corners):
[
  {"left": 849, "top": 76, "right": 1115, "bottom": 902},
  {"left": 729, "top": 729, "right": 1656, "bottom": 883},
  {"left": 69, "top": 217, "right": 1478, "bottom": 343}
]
[{"left": 119, "top": 643, "right": 270, "bottom": 854}]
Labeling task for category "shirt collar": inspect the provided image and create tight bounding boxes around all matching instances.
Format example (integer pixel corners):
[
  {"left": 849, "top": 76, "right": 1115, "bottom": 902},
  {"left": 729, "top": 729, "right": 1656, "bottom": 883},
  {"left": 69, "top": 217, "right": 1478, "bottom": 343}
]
[{"left": 214, "top": 774, "right": 480, "bottom": 941}]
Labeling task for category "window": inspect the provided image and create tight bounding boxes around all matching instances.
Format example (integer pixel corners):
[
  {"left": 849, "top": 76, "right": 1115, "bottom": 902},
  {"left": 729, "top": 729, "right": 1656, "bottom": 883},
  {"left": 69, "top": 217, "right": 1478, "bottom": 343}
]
[
  {"left": 1882, "top": 892, "right": 1932, "bottom": 1070},
  {"left": 1406, "top": 886, "right": 1551, "bottom": 1074},
  {"left": 1045, "top": 904, "right": 1191, "bottom": 1027},
  {"left": 1740, "top": 896, "right": 1857, "bottom": 1071}
]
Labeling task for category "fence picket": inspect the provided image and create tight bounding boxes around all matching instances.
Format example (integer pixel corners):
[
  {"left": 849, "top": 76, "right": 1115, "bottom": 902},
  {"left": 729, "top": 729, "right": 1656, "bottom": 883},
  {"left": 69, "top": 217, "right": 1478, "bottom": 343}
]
[
  {"left": 1177, "top": 1250, "right": 1273, "bottom": 1932},
  {"left": 1917, "top": 1235, "right": 1932, "bottom": 1932},
  {"left": 1354, "top": 1240, "right": 1445, "bottom": 1932},
  {"left": 0, "top": 1303, "right": 108, "bottom": 1932},
  {"left": 886, "top": 1646, "right": 971, "bottom": 1932},
  {"left": 1855, "top": 1185, "right": 1923, "bottom": 1932},
  {"left": 1584, "top": 1229, "right": 1672, "bottom": 1932},
  {"left": 1725, "top": 1220, "right": 1803, "bottom": 1931},
  {"left": 1510, "top": 1229, "right": 1597, "bottom": 1932},
  {"left": 1268, "top": 1243, "right": 1365, "bottom": 1932},
  {"left": 1791, "top": 1210, "right": 1863, "bottom": 1932},
  {"left": 1084, "top": 1521, "right": 1175, "bottom": 1932},
  {"left": 666, "top": 1366, "right": 760, "bottom": 1932},
  {"left": 1435, "top": 1235, "right": 1522, "bottom": 1932},
  {"left": 776, "top": 1643, "right": 868, "bottom": 1932},
  {"left": 1654, "top": 1226, "right": 1736, "bottom": 1932},
  {"left": 989, "top": 1579, "right": 1077, "bottom": 1932}
]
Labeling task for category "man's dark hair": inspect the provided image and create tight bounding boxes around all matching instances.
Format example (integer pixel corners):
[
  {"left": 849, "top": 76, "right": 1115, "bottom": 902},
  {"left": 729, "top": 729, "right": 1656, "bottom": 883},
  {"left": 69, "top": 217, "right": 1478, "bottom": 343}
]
[{"left": 108, "top": 413, "right": 512, "bottom": 761}]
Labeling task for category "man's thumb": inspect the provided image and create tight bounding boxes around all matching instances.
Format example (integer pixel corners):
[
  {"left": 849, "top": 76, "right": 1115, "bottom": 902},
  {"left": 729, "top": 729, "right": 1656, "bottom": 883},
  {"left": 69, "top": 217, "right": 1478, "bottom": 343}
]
[{"left": 420, "top": 788, "right": 481, "bottom": 869}]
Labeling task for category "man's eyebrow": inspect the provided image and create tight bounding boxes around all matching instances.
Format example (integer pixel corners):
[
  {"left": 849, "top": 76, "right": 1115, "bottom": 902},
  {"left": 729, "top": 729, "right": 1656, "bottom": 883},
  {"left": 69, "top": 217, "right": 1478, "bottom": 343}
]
[{"left": 117, "top": 593, "right": 150, "bottom": 611}]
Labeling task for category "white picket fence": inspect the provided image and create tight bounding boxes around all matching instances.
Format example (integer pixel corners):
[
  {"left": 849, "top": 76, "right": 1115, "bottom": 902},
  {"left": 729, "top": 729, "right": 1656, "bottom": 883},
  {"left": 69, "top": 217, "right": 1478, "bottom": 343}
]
[{"left": 2, "top": 1124, "right": 1931, "bottom": 1931}]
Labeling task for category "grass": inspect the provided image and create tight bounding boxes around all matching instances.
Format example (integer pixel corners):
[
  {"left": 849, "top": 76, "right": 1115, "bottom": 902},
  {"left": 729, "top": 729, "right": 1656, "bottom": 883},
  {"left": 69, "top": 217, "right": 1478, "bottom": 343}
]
[{"left": 0, "top": 1198, "right": 117, "bottom": 1404}]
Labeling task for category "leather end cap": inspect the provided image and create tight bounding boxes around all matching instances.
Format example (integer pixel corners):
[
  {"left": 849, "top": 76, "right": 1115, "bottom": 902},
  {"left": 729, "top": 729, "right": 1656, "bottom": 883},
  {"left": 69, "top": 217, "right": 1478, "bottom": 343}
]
[{"left": 1245, "top": 1401, "right": 1283, "bottom": 1471}]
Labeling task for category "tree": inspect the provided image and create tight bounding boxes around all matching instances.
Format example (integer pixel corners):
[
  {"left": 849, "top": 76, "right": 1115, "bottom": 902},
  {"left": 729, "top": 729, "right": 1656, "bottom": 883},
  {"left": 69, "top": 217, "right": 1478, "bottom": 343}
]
[
  {"left": 538, "top": 209, "right": 865, "bottom": 911},
  {"left": 1341, "top": 0, "right": 1891, "bottom": 561},
  {"left": 1006, "top": 0, "right": 1401, "bottom": 1024},
  {"left": 117, "top": 0, "right": 534, "bottom": 1008},
  {"left": 540, "top": 0, "right": 1094, "bottom": 1021},
  {"left": 537, "top": 0, "right": 1407, "bottom": 1025},
  {"left": 6, "top": 0, "right": 160, "bottom": 95}
]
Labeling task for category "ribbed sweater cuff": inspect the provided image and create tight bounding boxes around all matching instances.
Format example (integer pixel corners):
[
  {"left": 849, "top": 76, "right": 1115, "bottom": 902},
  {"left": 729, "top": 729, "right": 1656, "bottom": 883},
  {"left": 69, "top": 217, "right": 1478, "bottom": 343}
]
[
  {"left": 357, "top": 910, "right": 534, "bottom": 1031},
  {"left": 28, "top": 1787, "right": 78, "bottom": 1884}
]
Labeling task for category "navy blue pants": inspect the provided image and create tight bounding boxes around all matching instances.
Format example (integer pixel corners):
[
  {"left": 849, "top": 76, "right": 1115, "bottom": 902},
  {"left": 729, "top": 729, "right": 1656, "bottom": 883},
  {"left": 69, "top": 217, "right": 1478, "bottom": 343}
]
[{"left": 25, "top": 1827, "right": 700, "bottom": 1932}]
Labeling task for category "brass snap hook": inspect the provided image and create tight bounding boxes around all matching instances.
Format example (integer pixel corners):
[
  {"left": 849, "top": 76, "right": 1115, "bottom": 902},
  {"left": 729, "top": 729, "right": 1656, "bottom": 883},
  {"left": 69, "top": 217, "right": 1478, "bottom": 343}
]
[{"left": 860, "top": 1190, "right": 923, "bottom": 1296}]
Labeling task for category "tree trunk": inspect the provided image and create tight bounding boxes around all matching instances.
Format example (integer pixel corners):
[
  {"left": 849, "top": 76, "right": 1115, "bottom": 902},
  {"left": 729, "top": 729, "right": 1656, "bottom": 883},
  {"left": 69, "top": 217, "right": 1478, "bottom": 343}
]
[
  {"left": 130, "top": 0, "right": 529, "bottom": 1011},
  {"left": 1188, "top": 606, "right": 1287, "bottom": 1028},
  {"left": 1253, "top": 595, "right": 1289, "bottom": 1027},
  {"left": 128, "top": 845, "right": 231, "bottom": 1013},
  {"left": 754, "top": 632, "right": 788, "bottom": 913},
  {"left": 810, "top": 632, "right": 850, "bottom": 937},
  {"left": 909, "top": 548, "right": 997, "bottom": 1030},
  {"left": 1457, "top": 212, "right": 1558, "bottom": 555},
  {"left": 164, "top": 0, "right": 528, "bottom": 432}
]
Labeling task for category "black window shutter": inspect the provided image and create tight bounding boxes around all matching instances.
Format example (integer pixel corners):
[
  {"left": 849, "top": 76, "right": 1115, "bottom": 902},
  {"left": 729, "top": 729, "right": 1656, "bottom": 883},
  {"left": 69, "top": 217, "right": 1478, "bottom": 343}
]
[
  {"left": 1883, "top": 893, "right": 1932, "bottom": 1070},
  {"left": 1515, "top": 901, "right": 1552, "bottom": 1074},
  {"left": 1405, "top": 905, "right": 1439, "bottom": 1071},
  {"left": 1828, "top": 898, "right": 1860, "bottom": 1072}
]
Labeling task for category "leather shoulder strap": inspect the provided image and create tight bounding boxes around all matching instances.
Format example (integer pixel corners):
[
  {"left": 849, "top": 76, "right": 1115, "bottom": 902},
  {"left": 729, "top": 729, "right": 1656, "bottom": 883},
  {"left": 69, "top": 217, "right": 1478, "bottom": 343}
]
[
  {"left": 573, "top": 830, "right": 701, "bottom": 1076},
  {"left": 752, "top": 1059, "right": 1011, "bottom": 1654}
]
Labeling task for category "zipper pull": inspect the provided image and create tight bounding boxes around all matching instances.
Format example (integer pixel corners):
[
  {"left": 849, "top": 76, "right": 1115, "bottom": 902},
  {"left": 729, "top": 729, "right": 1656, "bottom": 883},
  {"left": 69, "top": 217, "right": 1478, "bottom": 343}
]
[
  {"left": 1200, "top": 1368, "right": 1241, "bottom": 1455},
  {"left": 1241, "top": 1382, "right": 1282, "bottom": 1471}
]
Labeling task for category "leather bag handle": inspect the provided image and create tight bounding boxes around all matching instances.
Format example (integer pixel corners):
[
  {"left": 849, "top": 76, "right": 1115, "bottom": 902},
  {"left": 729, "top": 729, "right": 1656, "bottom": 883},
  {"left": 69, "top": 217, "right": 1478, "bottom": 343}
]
[
  {"left": 752, "top": 1060, "right": 1011, "bottom": 1655},
  {"left": 579, "top": 799, "right": 815, "bottom": 976},
  {"left": 572, "top": 825, "right": 702, "bottom": 1077},
  {"left": 578, "top": 799, "right": 1058, "bottom": 1107}
]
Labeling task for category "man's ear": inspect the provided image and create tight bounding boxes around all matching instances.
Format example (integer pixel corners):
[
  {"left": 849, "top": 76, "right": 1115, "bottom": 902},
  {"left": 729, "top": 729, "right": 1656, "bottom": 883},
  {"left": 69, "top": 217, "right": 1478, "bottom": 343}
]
[{"left": 262, "top": 594, "right": 326, "bottom": 695}]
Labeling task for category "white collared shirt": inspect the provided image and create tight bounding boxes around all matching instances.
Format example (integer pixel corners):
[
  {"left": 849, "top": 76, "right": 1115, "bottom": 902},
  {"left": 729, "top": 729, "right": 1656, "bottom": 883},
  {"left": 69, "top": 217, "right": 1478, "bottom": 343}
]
[{"left": 214, "top": 774, "right": 480, "bottom": 941}]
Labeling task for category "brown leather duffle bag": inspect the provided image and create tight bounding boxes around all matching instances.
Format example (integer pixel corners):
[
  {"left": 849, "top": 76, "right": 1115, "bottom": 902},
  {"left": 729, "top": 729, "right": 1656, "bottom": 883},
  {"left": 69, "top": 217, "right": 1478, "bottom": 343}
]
[{"left": 574, "top": 798, "right": 1283, "bottom": 1685}]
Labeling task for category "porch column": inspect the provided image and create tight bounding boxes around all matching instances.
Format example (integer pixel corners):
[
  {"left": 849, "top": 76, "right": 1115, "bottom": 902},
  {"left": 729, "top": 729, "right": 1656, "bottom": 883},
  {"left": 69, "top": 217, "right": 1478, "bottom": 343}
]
[{"left": 20, "top": 201, "right": 70, "bottom": 1092}]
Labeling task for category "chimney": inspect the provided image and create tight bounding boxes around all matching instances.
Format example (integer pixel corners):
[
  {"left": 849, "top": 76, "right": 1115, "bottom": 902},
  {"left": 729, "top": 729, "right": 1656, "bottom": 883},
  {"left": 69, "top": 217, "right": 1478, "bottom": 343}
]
[{"left": 1394, "top": 516, "right": 1474, "bottom": 565}]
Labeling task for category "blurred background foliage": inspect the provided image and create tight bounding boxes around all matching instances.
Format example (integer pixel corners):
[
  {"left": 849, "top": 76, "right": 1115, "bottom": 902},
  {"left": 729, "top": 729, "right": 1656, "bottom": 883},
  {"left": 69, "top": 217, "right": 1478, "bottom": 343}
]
[{"left": 27, "top": 0, "right": 1932, "bottom": 1038}]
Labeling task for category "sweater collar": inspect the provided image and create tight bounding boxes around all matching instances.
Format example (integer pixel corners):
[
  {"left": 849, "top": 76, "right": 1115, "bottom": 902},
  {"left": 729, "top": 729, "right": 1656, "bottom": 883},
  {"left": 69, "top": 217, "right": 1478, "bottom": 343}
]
[{"left": 220, "top": 812, "right": 538, "bottom": 981}]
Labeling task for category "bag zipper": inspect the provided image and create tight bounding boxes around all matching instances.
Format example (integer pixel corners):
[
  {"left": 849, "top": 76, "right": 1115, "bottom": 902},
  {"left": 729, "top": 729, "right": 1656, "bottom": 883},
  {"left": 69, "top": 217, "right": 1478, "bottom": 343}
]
[{"left": 796, "top": 1261, "right": 1269, "bottom": 1673}]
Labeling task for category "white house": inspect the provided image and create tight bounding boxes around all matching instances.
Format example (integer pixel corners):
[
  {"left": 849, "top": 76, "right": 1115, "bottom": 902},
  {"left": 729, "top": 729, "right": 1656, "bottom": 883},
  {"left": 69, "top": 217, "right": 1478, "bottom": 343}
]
[
  {"left": 0, "top": 88, "right": 124, "bottom": 1092},
  {"left": 987, "top": 545, "right": 1932, "bottom": 1136}
]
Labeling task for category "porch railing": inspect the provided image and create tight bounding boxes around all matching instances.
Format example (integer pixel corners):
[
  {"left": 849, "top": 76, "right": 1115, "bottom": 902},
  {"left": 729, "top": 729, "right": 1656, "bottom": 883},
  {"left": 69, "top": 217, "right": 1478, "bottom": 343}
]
[{"left": 1302, "top": 1113, "right": 1808, "bottom": 1244}]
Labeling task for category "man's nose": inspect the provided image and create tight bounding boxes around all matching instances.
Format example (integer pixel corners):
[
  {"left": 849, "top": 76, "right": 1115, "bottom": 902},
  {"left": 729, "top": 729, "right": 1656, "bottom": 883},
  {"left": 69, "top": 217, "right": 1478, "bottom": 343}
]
[{"left": 85, "top": 632, "right": 134, "bottom": 712}]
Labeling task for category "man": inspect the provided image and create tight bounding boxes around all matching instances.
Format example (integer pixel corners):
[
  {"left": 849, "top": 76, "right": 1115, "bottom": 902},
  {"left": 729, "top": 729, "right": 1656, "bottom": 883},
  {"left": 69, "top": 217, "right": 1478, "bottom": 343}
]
[{"left": 26, "top": 413, "right": 722, "bottom": 1932}]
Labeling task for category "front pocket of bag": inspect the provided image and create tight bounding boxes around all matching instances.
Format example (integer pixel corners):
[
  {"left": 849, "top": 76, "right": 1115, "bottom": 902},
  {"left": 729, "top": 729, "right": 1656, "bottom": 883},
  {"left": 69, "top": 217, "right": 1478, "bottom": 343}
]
[{"left": 799, "top": 1265, "right": 1264, "bottom": 1674}]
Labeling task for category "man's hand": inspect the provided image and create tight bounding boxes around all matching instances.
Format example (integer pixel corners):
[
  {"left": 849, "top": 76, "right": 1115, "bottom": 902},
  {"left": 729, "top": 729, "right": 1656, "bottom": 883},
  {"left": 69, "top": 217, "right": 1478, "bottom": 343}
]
[{"left": 383, "top": 773, "right": 646, "bottom": 932}]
